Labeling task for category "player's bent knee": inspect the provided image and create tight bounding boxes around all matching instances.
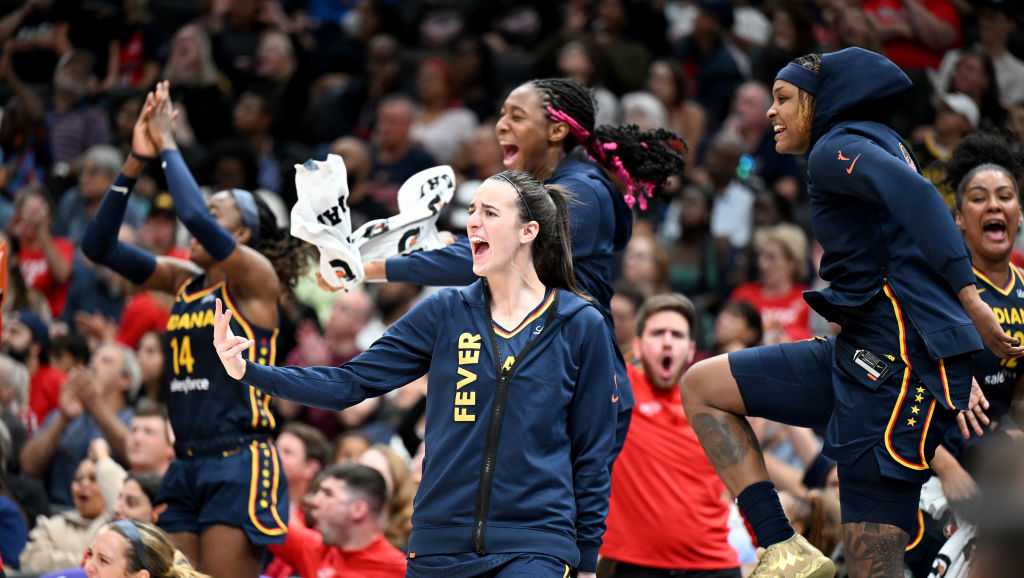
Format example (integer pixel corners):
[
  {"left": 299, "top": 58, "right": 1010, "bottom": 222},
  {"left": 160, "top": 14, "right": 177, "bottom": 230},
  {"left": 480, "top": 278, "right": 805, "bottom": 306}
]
[{"left": 681, "top": 355, "right": 741, "bottom": 414}]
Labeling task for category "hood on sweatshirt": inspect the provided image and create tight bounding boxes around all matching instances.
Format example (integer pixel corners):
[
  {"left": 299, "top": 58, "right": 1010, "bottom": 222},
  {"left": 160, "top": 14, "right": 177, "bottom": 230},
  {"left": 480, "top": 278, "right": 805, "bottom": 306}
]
[{"left": 776, "top": 47, "right": 913, "bottom": 148}]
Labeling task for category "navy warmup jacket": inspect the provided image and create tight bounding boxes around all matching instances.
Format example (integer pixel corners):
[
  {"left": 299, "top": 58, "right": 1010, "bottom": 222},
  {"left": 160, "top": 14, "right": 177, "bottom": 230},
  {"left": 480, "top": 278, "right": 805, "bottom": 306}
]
[
  {"left": 243, "top": 282, "right": 620, "bottom": 571},
  {"left": 801, "top": 47, "right": 983, "bottom": 409}
]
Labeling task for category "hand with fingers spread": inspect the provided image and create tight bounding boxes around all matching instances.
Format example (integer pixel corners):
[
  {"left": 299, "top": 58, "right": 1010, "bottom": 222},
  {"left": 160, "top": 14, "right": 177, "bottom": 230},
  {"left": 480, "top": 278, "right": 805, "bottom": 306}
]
[
  {"left": 213, "top": 298, "right": 253, "bottom": 380},
  {"left": 957, "top": 377, "right": 991, "bottom": 439}
]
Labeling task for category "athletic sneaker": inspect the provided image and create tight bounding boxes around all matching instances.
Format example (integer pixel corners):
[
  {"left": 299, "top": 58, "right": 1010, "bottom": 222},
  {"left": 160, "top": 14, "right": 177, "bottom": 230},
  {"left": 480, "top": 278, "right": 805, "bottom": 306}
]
[{"left": 750, "top": 534, "right": 836, "bottom": 578}]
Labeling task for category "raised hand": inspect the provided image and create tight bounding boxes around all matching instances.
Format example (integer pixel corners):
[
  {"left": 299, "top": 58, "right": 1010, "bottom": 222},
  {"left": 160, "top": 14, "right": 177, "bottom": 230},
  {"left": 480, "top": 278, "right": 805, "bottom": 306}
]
[
  {"left": 131, "top": 91, "right": 159, "bottom": 159},
  {"left": 957, "top": 377, "right": 991, "bottom": 439},
  {"left": 213, "top": 298, "right": 252, "bottom": 380},
  {"left": 145, "top": 80, "right": 178, "bottom": 151}
]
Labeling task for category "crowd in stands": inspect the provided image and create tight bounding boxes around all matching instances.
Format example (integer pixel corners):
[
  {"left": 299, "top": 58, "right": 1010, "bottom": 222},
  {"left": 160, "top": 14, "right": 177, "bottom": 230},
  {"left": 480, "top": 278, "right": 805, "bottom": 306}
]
[{"left": 1, "top": 0, "right": 1023, "bottom": 576}]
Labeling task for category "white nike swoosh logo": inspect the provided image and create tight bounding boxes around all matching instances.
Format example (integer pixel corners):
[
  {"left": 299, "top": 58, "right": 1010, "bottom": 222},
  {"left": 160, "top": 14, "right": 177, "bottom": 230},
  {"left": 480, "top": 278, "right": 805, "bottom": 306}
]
[{"left": 111, "top": 185, "right": 129, "bottom": 194}]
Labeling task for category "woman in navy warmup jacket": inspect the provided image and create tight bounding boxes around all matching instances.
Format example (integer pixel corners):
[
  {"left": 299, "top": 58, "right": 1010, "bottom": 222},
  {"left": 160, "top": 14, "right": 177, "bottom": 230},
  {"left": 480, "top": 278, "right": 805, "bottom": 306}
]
[
  {"left": 215, "top": 170, "right": 619, "bottom": 578},
  {"left": 681, "top": 48, "right": 1021, "bottom": 578},
  {"left": 363, "top": 77, "right": 687, "bottom": 466}
]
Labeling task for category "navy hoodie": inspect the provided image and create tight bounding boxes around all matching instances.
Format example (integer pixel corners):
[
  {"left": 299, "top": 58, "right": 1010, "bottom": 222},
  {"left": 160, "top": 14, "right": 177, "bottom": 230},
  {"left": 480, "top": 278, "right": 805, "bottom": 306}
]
[
  {"left": 243, "top": 282, "right": 619, "bottom": 571},
  {"left": 798, "top": 48, "right": 982, "bottom": 409},
  {"left": 384, "top": 156, "right": 636, "bottom": 410}
]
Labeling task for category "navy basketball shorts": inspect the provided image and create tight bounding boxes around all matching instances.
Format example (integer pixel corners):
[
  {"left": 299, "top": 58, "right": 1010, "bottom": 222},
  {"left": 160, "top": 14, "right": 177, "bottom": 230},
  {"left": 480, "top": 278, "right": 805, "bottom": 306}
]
[
  {"left": 156, "top": 438, "right": 289, "bottom": 545},
  {"left": 407, "top": 552, "right": 571, "bottom": 578},
  {"left": 729, "top": 324, "right": 967, "bottom": 536}
]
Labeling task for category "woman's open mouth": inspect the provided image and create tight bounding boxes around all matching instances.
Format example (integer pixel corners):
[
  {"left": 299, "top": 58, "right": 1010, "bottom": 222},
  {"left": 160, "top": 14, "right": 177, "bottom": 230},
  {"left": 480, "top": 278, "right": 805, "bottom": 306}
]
[{"left": 983, "top": 219, "right": 1008, "bottom": 243}]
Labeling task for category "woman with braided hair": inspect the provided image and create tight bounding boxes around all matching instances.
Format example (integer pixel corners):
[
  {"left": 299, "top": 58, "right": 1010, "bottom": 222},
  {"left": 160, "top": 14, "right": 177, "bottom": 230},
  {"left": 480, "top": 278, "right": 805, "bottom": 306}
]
[
  {"left": 81, "top": 81, "right": 313, "bottom": 577},
  {"left": 362, "top": 77, "right": 687, "bottom": 471}
]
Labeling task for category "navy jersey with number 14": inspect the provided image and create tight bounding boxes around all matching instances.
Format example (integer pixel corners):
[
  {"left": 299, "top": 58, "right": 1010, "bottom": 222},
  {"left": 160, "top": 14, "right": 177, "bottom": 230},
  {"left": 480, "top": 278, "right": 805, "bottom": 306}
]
[{"left": 164, "top": 275, "right": 279, "bottom": 447}]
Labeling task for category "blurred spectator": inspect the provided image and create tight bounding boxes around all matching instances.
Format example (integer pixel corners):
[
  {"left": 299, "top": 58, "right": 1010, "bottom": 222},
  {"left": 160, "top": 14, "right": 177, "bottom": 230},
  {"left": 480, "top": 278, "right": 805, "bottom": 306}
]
[
  {"left": 138, "top": 192, "right": 186, "bottom": 258},
  {"left": 327, "top": 137, "right": 390, "bottom": 230},
  {"left": 126, "top": 400, "right": 173, "bottom": 476},
  {"left": 43, "top": 51, "right": 113, "bottom": 170},
  {"left": 941, "top": 46, "right": 1007, "bottom": 129},
  {"left": 134, "top": 332, "right": 164, "bottom": 405},
  {"left": 0, "top": 353, "right": 30, "bottom": 463},
  {"left": 449, "top": 124, "right": 504, "bottom": 230},
  {"left": 112, "top": 472, "right": 164, "bottom": 524},
  {"left": 251, "top": 30, "right": 311, "bottom": 144},
  {"left": 600, "top": 293, "right": 740, "bottom": 577},
  {"left": 0, "top": 420, "right": 28, "bottom": 570},
  {"left": 266, "top": 422, "right": 331, "bottom": 578},
  {"left": 112, "top": 0, "right": 163, "bottom": 90},
  {"left": 705, "top": 133, "right": 755, "bottom": 250},
  {"left": 268, "top": 463, "right": 407, "bottom": 578},
  {"left": 334, "top": 431, "right": 371, "bottom": 465},
  {"left": 367, "top": 96, "right": 437, "bottom": 211},
  {"left": 752, "top": 0, "right": 818, "bottom": 86},
  {"left": 20, "top": 344, "right": 137, "bottom": 507},
  {"left": 0, "top": 91, "right": 49, "bottom": 203},
  {"left": 277, "top": 422, "right": 330, "bottom": 522},
  {"left": 2, "top": 309, "right": 63, "bottom": 431},
  {"left": 621, "top": 231, "right": 670, "bottom": 298},
  {"left": 933, "top": 0, "right": 1024, "bottom": 108},
  {"left": 914, "top": 92, "right": 979, "bottom": 208},
  {"left": 358, "top": 445, "right": 415, "bottom": 550},
  {"left": 721, "top": 81, "right": 802, "bottom": 201},
  {"left": 862, "top": 0, "right": 960, "bottom": 71},
  {"left": 233, "top": 90, "right": 282, "bottom": 193},
  {"left": 647, "top": 59, "right": 705, "bottom": 169},
  {"left": 610, "top": 282, "right": 645, "bottom": 360},
  {"left": 675, "top": 0, "right": 748, "bottom": 131},
  {"left": 621, "top": 92, "right": 667, "bottom": 132},
  {"left": 450, "top": 35, "right": 500, "bottom": 122},
  {"left": 410, "top": 57, "right": 478, "bottom": 165},
  {"left": 714, "top": 300, "right": 763, "bottom": 354},
  {"left": 9, "top": 188, "right": 73, "bottom": 317},
  {"left": 54, "top": 145, "right": 148, "bottom": 244},
  {"left": 557, "top": 40, "right": 619, "bottom": 127},
  {"left": 163, "top": 24, "right": 233, "bottom": 145},
  {"left": 589, "top": 0, "right": 652, "bottom": 95},
  {"left": 49, "top": 332, "right": 89, "bottom": 373},
  {"left": 357, "top": 283, "right": 422, "bottom": 349},
  {"left": 19, "top": 455, "right": 124, "bottom": 573},
  {"left": 729, "top": 224, "right": 811, "bottom": 343}
]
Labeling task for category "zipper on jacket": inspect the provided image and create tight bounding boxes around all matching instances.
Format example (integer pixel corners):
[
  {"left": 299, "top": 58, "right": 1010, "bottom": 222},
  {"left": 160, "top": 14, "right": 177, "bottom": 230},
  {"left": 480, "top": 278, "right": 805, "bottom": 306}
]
[{"left": 472, "top": 291, "right": 559, "bottom": 554}]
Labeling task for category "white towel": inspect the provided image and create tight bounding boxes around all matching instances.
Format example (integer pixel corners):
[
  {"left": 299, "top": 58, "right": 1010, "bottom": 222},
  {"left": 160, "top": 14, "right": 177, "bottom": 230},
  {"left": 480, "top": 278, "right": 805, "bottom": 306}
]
[
  {"left": 353, "top": 165, "right": 455, "bottom": 260},
  {"left": 290, "top": 155, "right": 364, "bottom": 290},
  {"left": 291, "top": 156, "right": 456, "bottom": 290}
]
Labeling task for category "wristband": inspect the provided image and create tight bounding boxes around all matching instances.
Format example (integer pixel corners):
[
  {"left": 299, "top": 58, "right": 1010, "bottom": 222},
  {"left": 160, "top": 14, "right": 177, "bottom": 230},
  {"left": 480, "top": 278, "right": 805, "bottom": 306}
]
[{"left": 130, "top": 150, "right": 157, "bottom": 163}]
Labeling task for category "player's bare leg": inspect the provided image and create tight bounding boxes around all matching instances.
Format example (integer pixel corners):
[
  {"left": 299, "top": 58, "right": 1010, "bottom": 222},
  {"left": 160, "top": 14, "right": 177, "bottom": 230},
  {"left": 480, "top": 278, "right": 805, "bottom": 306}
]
[
  {"left": 170, "top": 532, "right": 200, "bottom": 568},
  {"left": 843, "top": 522, "right": 907, "bottom": 578},
  {"left": 200, "top": 525, "right": 262, "bottom": 578}
]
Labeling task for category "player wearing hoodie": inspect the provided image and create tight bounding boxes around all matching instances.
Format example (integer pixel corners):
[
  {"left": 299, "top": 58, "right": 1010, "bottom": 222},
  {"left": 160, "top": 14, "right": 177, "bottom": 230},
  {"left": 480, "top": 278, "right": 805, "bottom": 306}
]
[{"left": 681, "top": 48, "right": 1020, "bottom": 578}]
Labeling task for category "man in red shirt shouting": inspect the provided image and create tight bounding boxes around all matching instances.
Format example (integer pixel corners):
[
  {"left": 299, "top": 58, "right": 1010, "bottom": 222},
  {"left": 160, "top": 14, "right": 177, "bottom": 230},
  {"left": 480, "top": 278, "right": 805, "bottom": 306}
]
[
  {"left": 270, "top": 463, "right": 407, "bottom": 578},
  {"left": 600, "top": 294, "right": 741, "bottom": 577}
]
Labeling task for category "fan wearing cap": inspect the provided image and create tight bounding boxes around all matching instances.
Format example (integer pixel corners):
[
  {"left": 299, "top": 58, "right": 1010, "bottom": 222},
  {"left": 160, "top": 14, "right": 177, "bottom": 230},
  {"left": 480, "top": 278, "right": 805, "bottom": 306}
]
[
  {"left": 681, "top": 48, "right": 1021, "bottom": 578},
  {"left": 81, "top": 81, "right": 312, "bottom": 577},
  {"left": 913, "top": 92, "right": 979, "bottom": 208},
  {"left": 1, "top": 310, "right": 63, "bottom": 431}
]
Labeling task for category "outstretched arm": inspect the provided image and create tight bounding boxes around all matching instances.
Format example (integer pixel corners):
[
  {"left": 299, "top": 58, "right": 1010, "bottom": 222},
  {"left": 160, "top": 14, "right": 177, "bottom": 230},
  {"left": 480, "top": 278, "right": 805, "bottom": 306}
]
[
  {"left": 147, "top": 81, "right": 280, "bottom": 301},
  {"left": 213, "top": 294, "right": 437, "bottom": 409},
  {"left": 376, "top": 236, "right": 477, "bottom": 285}
]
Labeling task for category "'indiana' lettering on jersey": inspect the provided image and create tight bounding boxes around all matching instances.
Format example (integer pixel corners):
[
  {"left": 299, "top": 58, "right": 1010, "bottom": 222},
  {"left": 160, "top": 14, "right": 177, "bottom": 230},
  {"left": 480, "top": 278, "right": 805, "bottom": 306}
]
[
  {"left": 165, "top": 275, "right": 279, "bottom": 445},
  {"left": 974, "top": 265, "right": 1024, "bottom": 418}
]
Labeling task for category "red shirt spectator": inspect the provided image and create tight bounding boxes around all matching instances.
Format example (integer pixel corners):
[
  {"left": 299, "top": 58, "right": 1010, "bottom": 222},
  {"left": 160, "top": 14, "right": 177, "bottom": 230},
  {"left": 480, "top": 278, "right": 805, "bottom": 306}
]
[
  {"left": 269, "top": 519, "right": 406, "bottom": 578},
  {"left": 18, "top": 237, "right": 74, "bottom": 318},
  {"left": 602, "top": 363, "right": 738, "bottom": 571},
  {"left": 730, "top": 282, "right": 812, "bottom": 342},
  {"left": 116, "top": 292, "right": 170, "bottom": 349},
  {"left": 862, "top": 0, "right": 960, "bottom": 70},
  {"left": 28, "top": 364, "right": 64, "bottom": 431}
]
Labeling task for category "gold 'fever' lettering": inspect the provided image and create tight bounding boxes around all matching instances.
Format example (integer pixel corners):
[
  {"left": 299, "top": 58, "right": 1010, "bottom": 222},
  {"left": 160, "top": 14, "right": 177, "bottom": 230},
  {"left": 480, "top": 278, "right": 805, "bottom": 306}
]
[{"left": 454, "top": 332, "right": 481, "bottom": 422}]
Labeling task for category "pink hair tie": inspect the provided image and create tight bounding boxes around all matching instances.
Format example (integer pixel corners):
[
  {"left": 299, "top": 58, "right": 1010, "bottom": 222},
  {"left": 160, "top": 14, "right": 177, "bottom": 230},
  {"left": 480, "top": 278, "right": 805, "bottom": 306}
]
[{"left": 545, "top": 106, "right": 592, "bottom": 144}]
